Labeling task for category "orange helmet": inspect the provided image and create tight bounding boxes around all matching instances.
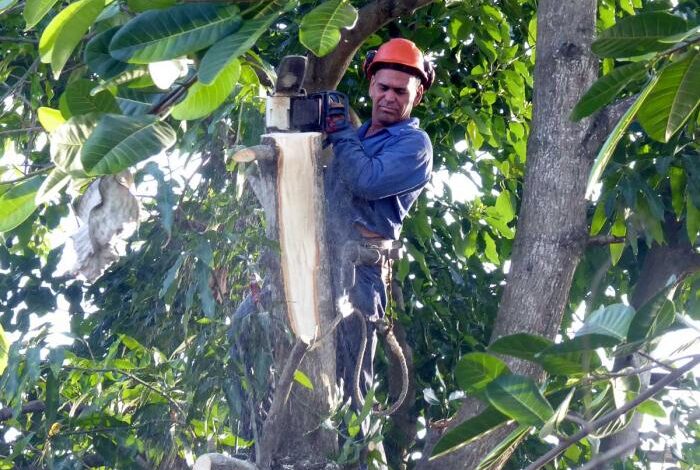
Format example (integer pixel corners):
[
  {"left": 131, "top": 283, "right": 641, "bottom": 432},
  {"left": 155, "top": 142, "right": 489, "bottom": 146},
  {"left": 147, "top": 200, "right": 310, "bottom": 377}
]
[{"left": 363, "top": 38, "right": 435, "bottom": 89}]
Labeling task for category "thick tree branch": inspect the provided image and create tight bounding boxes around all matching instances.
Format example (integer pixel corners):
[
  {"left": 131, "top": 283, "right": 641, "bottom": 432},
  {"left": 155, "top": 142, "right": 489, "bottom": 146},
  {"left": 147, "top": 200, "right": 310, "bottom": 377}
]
[
  {"left": 524, "top": 355, "right": 700, "bottom": 470},
  {"left": 304, "top": 0, "right": 435, "bottom": 91},
  {"left": 257, "top": 340, "right": 309, "bottom": 470}
]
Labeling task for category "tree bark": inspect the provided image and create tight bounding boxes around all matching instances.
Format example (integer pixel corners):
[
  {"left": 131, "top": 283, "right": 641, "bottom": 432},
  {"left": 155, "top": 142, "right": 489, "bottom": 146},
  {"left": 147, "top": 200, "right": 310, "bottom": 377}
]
[{"left": 420, "top": 1, "right": 602, "bottom": 468}]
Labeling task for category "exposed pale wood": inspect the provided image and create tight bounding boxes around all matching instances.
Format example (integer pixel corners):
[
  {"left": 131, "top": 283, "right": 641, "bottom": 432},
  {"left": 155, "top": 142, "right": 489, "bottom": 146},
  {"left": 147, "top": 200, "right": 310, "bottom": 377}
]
[
  {"left": 192, "top": 454, "right": 258, "bottom": 470},
  {"left": 269, "top": 132, "right": 324, "bottom": 344}
]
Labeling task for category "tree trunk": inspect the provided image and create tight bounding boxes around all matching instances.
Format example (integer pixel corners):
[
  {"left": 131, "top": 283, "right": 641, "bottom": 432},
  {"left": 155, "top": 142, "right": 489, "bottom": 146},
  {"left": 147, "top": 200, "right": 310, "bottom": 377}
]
[{"left": 420, "top": 1, "right": 601, "bottom": 468}]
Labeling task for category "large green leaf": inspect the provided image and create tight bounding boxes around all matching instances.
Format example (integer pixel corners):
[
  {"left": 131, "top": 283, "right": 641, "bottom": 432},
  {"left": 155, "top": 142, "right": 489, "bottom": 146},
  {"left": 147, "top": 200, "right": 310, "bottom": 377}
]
[
  {"left": 37, "top": 106, "right": 65, "bottom": 132},
  {"left": 430, "top": 406, "right": 509, "bottom": 459},
  {"left": 548, "top": 304, "right": 635, "bottom": 352},
  {"left": 571, "top": 62, "right": 647, "bottom": 121},
  {"left": 38, "top": 0, "right": 105, "bottom": 79},
  {"left": 84, "top": 27, "right": 129, "bottom": 79},
  {"left": 172, "top": 59, "right": 241, "bottom": 120},
  {"left": 586, "top": 73, "right": 660, "bottom": 196},
  {"left": 637, "top": 51, "right": 700, "bottom": 142},
  {"left": 592, "top": 12, "right": 688, "bottom": 58},
  {"left": 24, "top": 0, "right": 60, "bottom": 28},
  {"left": 539, "top": 387, "right": 575, "bottom": 438},
  {"left": 688, "top": 198, "right": 700, "bottom": 246},
  {"left": 50, "top": 113, "right": 99, "bottom": 177},
  {"left": 485, "top": 375, "right": 554, "bottom": 426},
  {"left": 0, "top": 323, "right": 8, "bottom": 376},
  {"left": 58, "top": 79, "right": 120, "bottom": 118},
  {"left": 116, "top": 89, "right": 164, "bottom": 116},
  {"left": 538, "top": 350, "right": 602, "bottom": 376},
  {"left": 488, "top": 333, "right": 553, "bottom": 361},
  {"left": 127, "top": 0, "right": 175, "bottom": 12},
  {"left": 476, "top": 425, "right": 530, "bottom": 470},
  {"left": 198, "top": 14, "right": 278, "bottom": 85},
  {"left": 81, "top": 114, "right": 176, "bottom": 175},
  {"left": 299, "top": 0, "right": 358, "bottom": 57},
  {"left": 627, "top": 276, "right": 677, "bottom": 342},
  {"left": 0, "top": 175, "right": 45, "bottom": 233},
  {"left": 109, "top": 4, "right": 241, "bottom": 64},
  {"left": 455, "top": 352, "right": 509, "bottom": 393}
]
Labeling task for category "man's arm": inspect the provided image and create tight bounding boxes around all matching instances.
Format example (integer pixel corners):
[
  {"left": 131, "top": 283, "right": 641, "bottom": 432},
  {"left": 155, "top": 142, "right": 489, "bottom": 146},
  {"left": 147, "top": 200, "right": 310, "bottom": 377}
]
[{"left": 328, "top": 128, "right": 432, "bottom": 200}]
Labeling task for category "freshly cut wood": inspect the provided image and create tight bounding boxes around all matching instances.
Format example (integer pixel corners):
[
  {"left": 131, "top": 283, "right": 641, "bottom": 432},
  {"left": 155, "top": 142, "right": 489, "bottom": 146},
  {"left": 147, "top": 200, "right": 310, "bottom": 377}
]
[
  {"left": 192, "top": 453, "right": 257, "bottom": 470},
  {"left": 269, "top": 132, "right": 324, "bottom": 344}
]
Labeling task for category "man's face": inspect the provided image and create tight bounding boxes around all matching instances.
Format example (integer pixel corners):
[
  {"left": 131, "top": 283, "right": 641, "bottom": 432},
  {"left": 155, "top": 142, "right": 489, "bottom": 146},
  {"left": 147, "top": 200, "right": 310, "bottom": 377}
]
[{"left": 369, "top": 68, "right": 424, "bottom": 128}]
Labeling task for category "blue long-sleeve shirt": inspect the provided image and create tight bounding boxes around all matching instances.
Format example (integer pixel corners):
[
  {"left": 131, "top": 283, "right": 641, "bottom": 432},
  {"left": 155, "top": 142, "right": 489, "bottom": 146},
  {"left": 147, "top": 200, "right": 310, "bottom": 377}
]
[{"left": 325, "top": 118, "right": 433, "bottom": 240}]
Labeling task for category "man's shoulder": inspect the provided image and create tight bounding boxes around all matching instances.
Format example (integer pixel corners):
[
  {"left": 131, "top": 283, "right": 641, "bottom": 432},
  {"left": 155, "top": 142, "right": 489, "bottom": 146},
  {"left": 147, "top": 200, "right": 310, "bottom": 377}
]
[{"left": 390, "top": 122, "right": 432, "bottom": 151}]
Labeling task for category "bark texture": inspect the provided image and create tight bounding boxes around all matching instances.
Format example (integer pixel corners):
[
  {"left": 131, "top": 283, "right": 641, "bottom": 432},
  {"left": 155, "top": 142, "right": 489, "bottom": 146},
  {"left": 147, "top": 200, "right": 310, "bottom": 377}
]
[{"left": 420, "top": 1, "right": 602, "bottom": 468}]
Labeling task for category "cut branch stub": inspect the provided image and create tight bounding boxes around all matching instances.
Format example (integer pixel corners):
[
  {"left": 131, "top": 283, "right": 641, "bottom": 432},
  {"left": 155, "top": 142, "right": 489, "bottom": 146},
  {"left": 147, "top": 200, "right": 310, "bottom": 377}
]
[{"left": 232, "top": 144, "right": 276, "bottom": 163}]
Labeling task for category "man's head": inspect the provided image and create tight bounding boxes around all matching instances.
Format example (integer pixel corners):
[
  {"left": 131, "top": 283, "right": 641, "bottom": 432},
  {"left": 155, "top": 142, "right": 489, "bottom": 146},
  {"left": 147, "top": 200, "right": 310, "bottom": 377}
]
[
  {"left": 369, "top": 69, "right": 423, "bottom": 127},
  {"left": 363, "top": 38, "right": 433, "bottom": 128}
]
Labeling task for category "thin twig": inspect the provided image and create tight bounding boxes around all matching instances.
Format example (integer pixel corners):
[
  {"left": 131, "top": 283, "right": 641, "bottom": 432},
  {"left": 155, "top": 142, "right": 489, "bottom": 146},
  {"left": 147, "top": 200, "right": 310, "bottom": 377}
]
[
  {"left": 0, "top": 57, "right": 39, "bottom": 103},
  {"left": 524, "top": 355, "right": 700, "bottom": 470},
  {"left": 1, "top": 165, "right": 54, "bottom": 184},
  {"left": 0, "top": 126, "right": 44, "bottom": 137},
  {"left": 637, "top": 351, "right": 676, "bottom": 372},
  {"left": 587, "top": 235, "right": 626, "bottom": 246}
]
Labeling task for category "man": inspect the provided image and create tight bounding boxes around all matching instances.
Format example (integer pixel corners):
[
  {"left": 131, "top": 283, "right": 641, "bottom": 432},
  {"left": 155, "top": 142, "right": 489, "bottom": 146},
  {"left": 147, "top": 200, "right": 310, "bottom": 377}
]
[{"left": 323, "top": 38, "right": 434, "bottom": 411}]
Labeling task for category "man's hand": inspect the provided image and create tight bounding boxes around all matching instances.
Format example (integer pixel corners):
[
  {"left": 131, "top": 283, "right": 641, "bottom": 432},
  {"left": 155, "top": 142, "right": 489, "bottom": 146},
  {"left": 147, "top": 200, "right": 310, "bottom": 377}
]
[{"left": 323, "top": 92, "right": 350, "bottom": 133}]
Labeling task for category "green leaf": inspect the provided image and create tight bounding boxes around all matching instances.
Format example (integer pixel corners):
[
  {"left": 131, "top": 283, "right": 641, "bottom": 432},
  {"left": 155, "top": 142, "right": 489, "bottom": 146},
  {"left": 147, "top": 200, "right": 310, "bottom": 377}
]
[
  {"left": 159, "top": 253, "right": 185, "bottom": 304},
  {"left": 24, "top": 0, "right": 60, "bottom": 29},
  {"left": 455, "top": 352, "right": 509, "bottom": 393},
  {"left": 485, "top": 374, "right": 554, "bottom": 426},
  {"left": 669, "top": 167, "right": 685, "bottom": 220},
  {"left": 198, "top": 14, "right": 277, "bottom": 85},
  {"left": 591, "top": 12, "right": 688, "bottom": 58},
  {"left": 37, "top": 107, "right": 65, "bottom": 132},
  {"left": 81, "top": 114, "right": 176, "bottom": 175},
  {"left": 476, "top": 425, "right": 530, "bottom": 470},
  {"left": 35, "top": 167, "right": 70, "bottom": 205},
  {"left": 109, "top": 4, "right": 242, "bottom": 64},
  {"left": 299, "top": 0, "right": 358, "bottom": 57},
  {"left": 610, "top": 209, "right": 626, "bottom": 266},
  {"left": 553, "top": 304, "right": 635, "bottom": 352},
  {"left": 638, "top": 51, "right": 700, "bottom": 142},
  {"left": 688, "top": 198, "right": 700, "bottom": 245},
  {"left": 488, "top": 334, "right": 553, "bottom": 361},
  {"left": 590, "top": 202, "right": 607, "bottom": 236},
  {"left": 637, "top": 399, "right": 666, "bottom": 417},
  {"left": 84, "top": 27, "right": 129, "bottom": 79},
  {"left": 627, "top": 276, "right": 677, "bottom": 342},
  {"left": 538, "top": 350, "right": 602, "bottom": 376},
  {"left": 116, "top": 89, "right": 163, "bottom": 116},
  {"left": 127, "top": 0, "right": 175, "bottom": 12},
  {"left": 293, "top": 369, "right": 314, "bottom": 390},
  {"left": 38, "top": 0, "right": 105, "bottom": 79},
  {"left": 58, "top": 79, "right": 120, "bottom": 118},
  {"left": 50, "top": 113, "right": 99, "bottom": 177},
  {"left": 0, "top": 175, "right": 45, "bottom": 233},
  {"left": 482, "top": 231, "right": 499, "bottom": 264},
  {"left": 430, "top": 406, "right": 509, "bottom": 459},
  {"left": 0, "top": 323, "right": 8, "bottom": 376},
  {"left": 172, "top": 59, "right": 240, "bottom": 120},
  {"left": 495, "top": 189, "right": 515, "bottom": 222},
  {"left": 571, "top": 62, "right": 647, "bottom": 121},
  {"left": 586, "top": 73, "right": 660, "bottom": 196},
  {"left": 539, "top": 387, "right": 575, "bottom": 438}
]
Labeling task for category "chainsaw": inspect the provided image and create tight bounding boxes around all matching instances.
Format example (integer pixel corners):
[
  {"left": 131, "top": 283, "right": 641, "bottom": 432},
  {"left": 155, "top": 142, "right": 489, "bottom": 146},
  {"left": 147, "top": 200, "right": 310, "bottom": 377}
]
[{"left": 265, "top": 55, "right": 349, "bottom": 133}]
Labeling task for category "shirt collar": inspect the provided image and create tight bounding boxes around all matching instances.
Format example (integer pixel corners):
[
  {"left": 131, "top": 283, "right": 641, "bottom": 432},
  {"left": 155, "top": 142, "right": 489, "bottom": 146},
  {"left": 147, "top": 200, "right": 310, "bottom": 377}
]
[{"left": 359, "top": 117, "right": 420, "bottom": 138}]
